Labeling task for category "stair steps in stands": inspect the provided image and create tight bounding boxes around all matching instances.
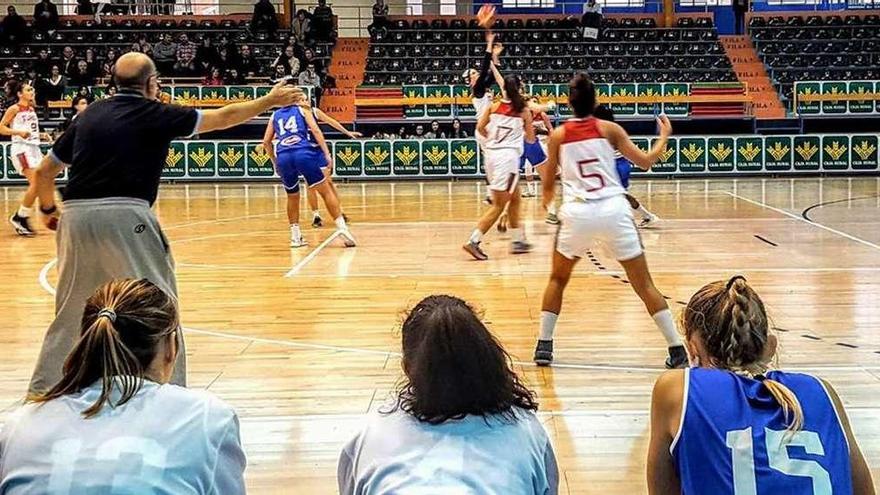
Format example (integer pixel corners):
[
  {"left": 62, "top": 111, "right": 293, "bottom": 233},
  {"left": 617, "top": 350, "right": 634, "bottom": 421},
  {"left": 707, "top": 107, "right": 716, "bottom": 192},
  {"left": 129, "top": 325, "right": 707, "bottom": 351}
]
[
  {"left": 321, "top": 38, "right": 369, "bottom": 124},
  {"left": 690, "top": 83, "right": 747, "bottom": 117},
  {"left": 355, "top": 87, "right": 404, "bottom": 121},
  {"left": 720, "top": 35, "right": 786, "bottom": 119}
]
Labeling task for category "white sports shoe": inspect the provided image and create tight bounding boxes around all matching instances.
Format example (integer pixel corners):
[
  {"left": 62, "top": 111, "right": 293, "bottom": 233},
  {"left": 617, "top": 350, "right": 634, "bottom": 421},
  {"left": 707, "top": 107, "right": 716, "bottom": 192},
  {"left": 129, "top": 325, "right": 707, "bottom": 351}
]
[
  {"left": 290, "top": 237, "right": 308, "bottom": 248},
  {"left": 639, "top": 213, "right": 660, "bottom": 228},
  {"left": 338, "top": 229, "right": 357, "bottom": 247}
]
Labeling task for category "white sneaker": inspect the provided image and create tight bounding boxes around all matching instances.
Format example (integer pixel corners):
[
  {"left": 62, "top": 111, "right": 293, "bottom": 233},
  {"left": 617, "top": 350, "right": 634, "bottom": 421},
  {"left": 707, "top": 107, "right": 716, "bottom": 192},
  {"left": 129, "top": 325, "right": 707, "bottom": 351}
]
[
  {"left": 338, "top": 229, "right": 357, "bottom": 247},
  {"left": 290, "top": 237, "right": 308, "bottom": 248},
  {"left": 639, "top": 214, "right": 660, "bottom": 228}
]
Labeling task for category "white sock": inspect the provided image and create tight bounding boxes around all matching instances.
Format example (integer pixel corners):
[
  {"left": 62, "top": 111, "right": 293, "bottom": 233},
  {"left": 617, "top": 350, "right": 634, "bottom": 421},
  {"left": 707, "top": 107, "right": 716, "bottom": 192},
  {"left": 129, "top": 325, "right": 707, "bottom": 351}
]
[
  {"left": 468, "top": 229, "right": 483, "bottom": 244},
  {"left": 510, "top": 227, "right": 525, "bottom": 242},
  {"left": 539, "top": 311, "right": 558, "bottom": 341},
  {"left": 335, "top": 216, "right": 348, "bottom": 231},
  {"left": 547, "top": 203, "right": 558, "bottom": 216},
  {"left": 652, "top": 309, "right": 683, "bottom": 347},
  {"left": 290, "top": 223, "right": 301, "bottom": 239},
  {"left": 312, "top": 210, "right": 320, "bottom": 219},
  {"left": 17, "top": 205, "right": 33, "bottom": 218}
]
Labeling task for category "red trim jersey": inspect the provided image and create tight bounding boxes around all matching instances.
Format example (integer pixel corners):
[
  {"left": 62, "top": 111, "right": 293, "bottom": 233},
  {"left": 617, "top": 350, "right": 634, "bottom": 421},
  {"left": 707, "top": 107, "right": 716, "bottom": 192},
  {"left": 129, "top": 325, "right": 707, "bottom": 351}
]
[
  {"left": 559, "top": 117, "right": 625, "bottom": 201},
  {"left": 484, "top": 101, "right": 524, "bottom": 153},
  {"left": 10, "top": 104, "right": 40, "bottom": 147}
]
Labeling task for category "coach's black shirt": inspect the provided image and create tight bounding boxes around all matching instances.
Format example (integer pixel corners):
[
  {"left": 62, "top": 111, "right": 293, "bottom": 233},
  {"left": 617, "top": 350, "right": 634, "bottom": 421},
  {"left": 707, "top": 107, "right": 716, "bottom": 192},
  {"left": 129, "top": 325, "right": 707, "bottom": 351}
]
[{"left": 51, "top": 90, "right": 201, "bottom": 205}]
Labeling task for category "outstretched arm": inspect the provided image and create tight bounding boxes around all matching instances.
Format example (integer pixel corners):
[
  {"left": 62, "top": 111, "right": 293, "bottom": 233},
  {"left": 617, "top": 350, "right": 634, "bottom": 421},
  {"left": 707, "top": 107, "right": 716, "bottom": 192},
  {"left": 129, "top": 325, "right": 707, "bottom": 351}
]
[
  {"left": 600, "top": 115, "right": 672, "bottom": 171},
  {"left": 314, "top": 107, "right": 362, "bottom": 138},
  {"left": 303, "top": 108, "right": 331, "bottom": 163},
  {"left": 198, "top": 82, "right": 302, "bottom": 134}
]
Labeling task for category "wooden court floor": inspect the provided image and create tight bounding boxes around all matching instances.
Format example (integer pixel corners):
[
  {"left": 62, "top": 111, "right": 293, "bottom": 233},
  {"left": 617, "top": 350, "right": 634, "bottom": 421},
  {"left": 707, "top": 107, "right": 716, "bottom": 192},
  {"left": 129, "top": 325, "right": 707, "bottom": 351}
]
[{"left": 2, "top": 177, "right": 879, "bottom": 493}]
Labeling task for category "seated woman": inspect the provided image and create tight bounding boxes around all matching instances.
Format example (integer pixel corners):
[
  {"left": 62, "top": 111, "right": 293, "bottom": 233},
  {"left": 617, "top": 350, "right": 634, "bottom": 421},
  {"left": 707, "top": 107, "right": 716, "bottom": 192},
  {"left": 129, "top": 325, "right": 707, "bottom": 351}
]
[
  {"left": 338, "top": 295, "right": 558, "bottom": 495},
  {"left": 0, "top": 279, "right": 246, "bottom": 494},
  {"left": 648, "top": 276, "right": 875, "bottom": 495}
]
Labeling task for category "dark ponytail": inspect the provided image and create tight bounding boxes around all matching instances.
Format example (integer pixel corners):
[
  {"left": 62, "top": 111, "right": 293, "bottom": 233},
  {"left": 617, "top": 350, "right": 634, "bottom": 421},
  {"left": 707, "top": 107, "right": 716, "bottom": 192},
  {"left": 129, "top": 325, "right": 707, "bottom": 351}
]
[
  {"left": 503, "top": 74, "right": 526, "bottom": 113},
  {"left": 31, "top": 279, "right": 179, "bottom": 418},
  {"left": 569, "top": 72, "right": 597, "bottom": 118}
]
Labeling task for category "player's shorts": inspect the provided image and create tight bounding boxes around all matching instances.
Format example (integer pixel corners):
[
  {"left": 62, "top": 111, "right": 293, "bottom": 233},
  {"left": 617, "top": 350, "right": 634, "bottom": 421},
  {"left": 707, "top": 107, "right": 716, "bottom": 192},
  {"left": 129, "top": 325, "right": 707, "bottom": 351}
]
[
  {"left": 519, "top": 139, "right": 547, "bottom": 172},
  {"left": 10, "top": 144, "right": 43, "bottom": 174},
  {"left": 556, "top": 195, "right": 643, "bottom": 261},
  {"left": 484, "top": 147, "right": 521, "bottom": 192},
  {"left": 276, "top": 147, "right": 328, "bottom": 194},
  {"left": 616, "top": 156, "right": 633, "bottom": 189}
]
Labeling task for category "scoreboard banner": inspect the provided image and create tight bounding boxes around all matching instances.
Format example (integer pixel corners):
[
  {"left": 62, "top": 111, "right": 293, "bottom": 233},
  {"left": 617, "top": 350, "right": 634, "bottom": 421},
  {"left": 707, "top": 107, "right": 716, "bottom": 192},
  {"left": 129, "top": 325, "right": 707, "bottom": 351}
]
[{"left": 1, "top": 135, "right": 877, "bottom": 184}]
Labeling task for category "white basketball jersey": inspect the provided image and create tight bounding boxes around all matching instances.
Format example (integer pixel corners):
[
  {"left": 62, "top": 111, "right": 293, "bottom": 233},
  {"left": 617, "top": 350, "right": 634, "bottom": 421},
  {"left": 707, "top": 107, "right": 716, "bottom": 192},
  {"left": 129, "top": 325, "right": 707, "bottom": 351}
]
[
  {"left": 0, "top": 380, "right": 246, "bottom": 494},
  {"left": 559, "top": 117, "right": 625, "bottom": 202},
  {"left": 472, "top": 94, "right": 491, "bottom": 119},
  {"left": 10, "top": 105, "right": 40, "bottom": 147},
  {"left": 484, "top": 101, "right": 524, "bottom": 153}
]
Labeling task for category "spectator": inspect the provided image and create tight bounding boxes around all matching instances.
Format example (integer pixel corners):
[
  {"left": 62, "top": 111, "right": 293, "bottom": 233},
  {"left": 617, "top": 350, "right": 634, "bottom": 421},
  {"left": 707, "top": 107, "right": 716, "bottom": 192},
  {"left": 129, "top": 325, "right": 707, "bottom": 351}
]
[
  {"left": 68, "top": 59, "right": 96, "bottom": 87},
  {"left": 0, "top": 65, "right": 18, "bottom": 89},
  {"left": 129, "top": 42, "right": 143, "bottom": 54},
  {"left": 153, "top": 33, "right": 178, "bottom": 74},
  {"left": 196, "top": 36, "right": 219, "bottom": 74},
  {"left": 0, "top": 279, "right": 247, "bottom": 493},
  {"left": 137, "top": 34, "right": 152, "bottom": 54},
  {"left": 251, "top": 0, "right": 278, "bottom": 34},
  {"left": 291, "top": 10, "right": 310, "bottom": 45},
  {"left": 271, "top": 63, "right": 287, "bottom": 81},
  {"left": 302, "top": 47, "right": 322, "bottom": 76},
  {"left": 224, "top": 68, "right": 245, "bottom": 85},
  {"left": 338, "top": 295, "right": 558, "bottom": 494},
  {"left": 101, "top": 48, "right": 119, "bottom": 78},
  {"left": 76, "top": 0, "right": 94, "bottom": 14},
  {"left": 216, "top": 46, "right": 234, "bottom": 72},
  {"left": 83, "top": 48, "right": 99, "bottom": 79},
  {"left": 32, "top": 48, "right": 52, "bottom": 77},
  {"left": 59, "top": 45, "right": 78, "bottom": 76},
  {"left": 581, "top": 0, "right": 602, "bottom": 40},
  {"left": 237, "top": 45, "right": 260, "bottom": 77},
  {"left": 0, "top": 7, "right": 27, "bottom": 46},
  {"left": 203, "top": 67, "right": 224, "bottom": 86},
  {"left": 424, "top": 120, "right": 446, "bottom": 139},
  {"left": 273, "top": 45, "right": 300, "bottom": 77},
  {"left": 397, "top": 126, "right": 408, "bottom": 140},
  {"left": 370, "top": 0, "right": 388, "bottom": 33},
  {"left": 57, "top": 94, "right": 89, "bottom": 136},
  {"left": 413, "top": 123, "right": 425, "bottom": 139},
  {"left": 647, "top": 277, "right": 875, "bottom": 494},
  {"left": 312, "top": 0, "right": 334, "bottom": 42},
  {"left": 41, "top": 65, "right": 66, "bottom": 105},
  {"left": 733, "top": 0, "right": 749, "bottom": 35},
  {"left": 298, "top": 62, "right": 321, "bottom": 102},
  {"left": 450, "top": 118, "right": 467, "bottom": 138},
  {"left": 33, "top": 0, "right": 59, "bottom": 34},
  {"left": 174, "top": 34, "right": 197, "bottom": 75}
]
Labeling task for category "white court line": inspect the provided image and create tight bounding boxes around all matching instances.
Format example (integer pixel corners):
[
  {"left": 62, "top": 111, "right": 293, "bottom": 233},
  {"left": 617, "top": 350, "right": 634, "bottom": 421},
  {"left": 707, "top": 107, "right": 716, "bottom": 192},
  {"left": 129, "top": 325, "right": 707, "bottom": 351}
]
[
  {"left": 39, "top": 259, "right": 57, "bottom": 296},
  {"left": 284, "top": 231, "right": 342, "bottom": 278},
  {"left": 724, "top": 191, "right": 880, "bottom": 252}
]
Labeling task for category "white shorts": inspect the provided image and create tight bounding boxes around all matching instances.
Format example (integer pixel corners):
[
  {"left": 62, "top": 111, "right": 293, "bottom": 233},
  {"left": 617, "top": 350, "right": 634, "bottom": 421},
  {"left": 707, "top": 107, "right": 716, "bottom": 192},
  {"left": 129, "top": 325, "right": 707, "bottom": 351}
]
[
  {"left": 484, "top": 147, "right": 521, "bottom": 192},
  {"left": 556, "top": 195, "right": 643, "bottom": 261},
  {"left": 10, "top": 145, "right": 43, "bottom": 174}
]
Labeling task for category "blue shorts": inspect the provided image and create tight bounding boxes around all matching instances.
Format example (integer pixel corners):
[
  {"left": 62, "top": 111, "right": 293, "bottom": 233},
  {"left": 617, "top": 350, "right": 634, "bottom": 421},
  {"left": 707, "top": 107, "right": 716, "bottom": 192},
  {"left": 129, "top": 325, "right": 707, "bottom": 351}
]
[
  {"left": 277, "top": 147, "right": 328, "bottom": 194},
  {"left": 519, "top": 140, "right": 547, "bottom": 172},
  {"left": 616, "top": 156, "right": 633, "bottom": 189}
]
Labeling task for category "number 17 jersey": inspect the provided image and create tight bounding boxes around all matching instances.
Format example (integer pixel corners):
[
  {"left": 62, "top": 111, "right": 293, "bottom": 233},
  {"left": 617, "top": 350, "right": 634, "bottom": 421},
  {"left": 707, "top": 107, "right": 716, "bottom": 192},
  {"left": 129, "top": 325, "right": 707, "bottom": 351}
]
[{"left": 672, "top": 368, "right": 852, "bottom": 495}]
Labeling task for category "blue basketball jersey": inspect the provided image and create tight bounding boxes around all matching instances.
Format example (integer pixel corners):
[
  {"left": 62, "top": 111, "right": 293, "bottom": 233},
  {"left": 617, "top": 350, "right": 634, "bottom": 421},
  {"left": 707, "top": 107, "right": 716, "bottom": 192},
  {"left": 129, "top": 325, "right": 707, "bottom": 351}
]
[
  {"left": 272, "top": 105, "right": 317, "bottom": 153},
  {"left": 673, "top": 368, "right": 852, "bottom": 495}
]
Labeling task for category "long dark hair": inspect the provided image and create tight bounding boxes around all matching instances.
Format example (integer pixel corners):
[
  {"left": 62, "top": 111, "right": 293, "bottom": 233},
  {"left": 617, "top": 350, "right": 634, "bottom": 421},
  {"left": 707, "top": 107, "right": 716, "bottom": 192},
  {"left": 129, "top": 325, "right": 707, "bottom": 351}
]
[
  {"left": 31, "top": 279, "right": 179, "bottom": 418},
  {"left": 393, "top": 295, "right": 538, "bottom": 424},
  {"left": 503, "top": 74, "right": 527, "bottom": 113},
  {"left": 569, "top": 72, "right": 597, "bottom": 118}
]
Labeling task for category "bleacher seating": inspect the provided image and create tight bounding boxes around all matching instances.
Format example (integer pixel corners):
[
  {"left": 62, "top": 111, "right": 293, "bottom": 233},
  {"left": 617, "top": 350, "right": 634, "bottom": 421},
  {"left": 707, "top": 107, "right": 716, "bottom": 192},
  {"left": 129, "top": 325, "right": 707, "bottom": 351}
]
[
  {"left": 751, "top": 14, "right": 880, "bottom": 102},
  {"left": 363, "top": 16, "right": 736, "bottom": 86}
]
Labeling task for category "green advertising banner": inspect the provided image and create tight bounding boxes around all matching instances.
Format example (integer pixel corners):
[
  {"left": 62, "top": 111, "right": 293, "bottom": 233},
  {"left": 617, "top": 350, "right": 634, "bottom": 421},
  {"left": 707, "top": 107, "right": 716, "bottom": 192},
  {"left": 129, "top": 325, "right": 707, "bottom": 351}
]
[
  {"left": 453, "top": 85, "right": 474, "bottom": 117},
  {"left": 736, "top": 137, "right": 764, "bottom": 172},
  {"left": 334, "top": 141, "right": 363, "bottom": 176},
  {"left": 821, "top": 135, "right": 850, "bottom": 170},
  {"left": 529, "top": 84, "right": 558, "bottom": 101},
  {"left": 663, "top": 83, "right": 689, "bottom": 117},
  {"left": 403, "top": 85, "right": 426, "bottom": 118},
  {"left": 850, "top": 135, "right": 879, "bottom": 170},
  {"left": 363, "top": 140, "right": 392, "bottom": 176},
  {"left": 610, "top": 83, "right": 637, "bottom": 116},
  {"left": 163, "top": 141, "right": 186, "bottom": 178},
  {"left": 171, "top": 86, "right": 201, "bottom": 103},
  {"left": 793, "top": 135, "right": 821, "bottom": 171},
  {"left": 245, "top": 143, "right": 275, "bottom": 177},
  {"left": 848, "top": 81, "right": 874, "bottom": 113},
  {"left": 200, "top": 86, "right": 229, "bottom": 103},
  {"left": 186, "top": 141, "right": 218, "bottom": 178},
  {"left": 763, "top": 136, "right": 792, "bottom": 172},
  {"left": 555, "top": 83, "right": 572, "bottom": 116},
  {"left": 0, "top": 144, "right": 5, "bottom": 180},
  {"left": 677, "top": 137, "right": 706, "bottom": 173},
  {"left": 821, "top": 82, "right": 847, "bottom": 114},
  {"left": 229, "top": 86, "right": 256, "bottom": 101},
  {"left": 637, "top": 83, "right": 663, "bottom": 116},
  {"left": 426, "top": 85, "right": 452, "bottom": 118},
  {"left": 795, "top": 82, "right": 821, "bottom": 115},
  {"left": 630, "top": 138, "right": 650, "bottom": 175},
  {"left": 421, "top": 140, "right": 450, "bottom": 175},
  {"left": 450, "top": 139, "right": 479, "bottom": 175},
  {"left": 707, "top": 137, "right": 735, "bottom": 172},
  {"left": 255, "top": 86, "right": 273, "bottom": 99},
  {"left": 217, "top": 142, "right": 246, "bottom": 177},
  {"left": 392, "top": 140, "right": 421, "bottom": 175},
  {"left": 651, "top": 137, "right": 677, "bottom": 173}
]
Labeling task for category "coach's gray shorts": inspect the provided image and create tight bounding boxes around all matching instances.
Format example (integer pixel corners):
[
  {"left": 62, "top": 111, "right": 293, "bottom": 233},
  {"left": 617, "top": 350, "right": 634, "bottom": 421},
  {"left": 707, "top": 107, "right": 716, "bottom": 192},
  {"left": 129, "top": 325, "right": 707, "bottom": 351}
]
[{"left": 29, "top": 197, "right": 187, "bottom": 393}]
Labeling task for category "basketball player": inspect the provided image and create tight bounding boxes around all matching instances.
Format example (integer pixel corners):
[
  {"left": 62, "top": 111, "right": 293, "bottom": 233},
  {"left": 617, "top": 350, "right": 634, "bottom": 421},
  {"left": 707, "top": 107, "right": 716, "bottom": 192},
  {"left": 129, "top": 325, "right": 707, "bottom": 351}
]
[
  {"left": 648, "top": 276, "right": 875, "bottom": 494},
  {"left": 533, "top": 73, "right": 687, "bottom": 369},
  {"left": 302, "top": 104, "right": 360, "bottom": 228},
  {"left": 463, "top": 75, "right": 536, "bottom": 260},
  {"left": 263, "top": 98, "right": 356, "bottom": 248},
  {"left": 521, "top": 97, "right": 553, "bottom": 198},
  {"left": 1, "top": 82, "right": 48, "bottom": 236},
  {"left": 593, "top": 105, "right": 659, "bottom": 227}
]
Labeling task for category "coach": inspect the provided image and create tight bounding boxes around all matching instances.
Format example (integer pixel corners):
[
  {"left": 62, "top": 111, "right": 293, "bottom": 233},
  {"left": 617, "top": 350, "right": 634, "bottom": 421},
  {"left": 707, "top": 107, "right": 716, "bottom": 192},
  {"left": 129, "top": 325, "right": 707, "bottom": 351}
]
[{"left": 29, "top": 52, "right": 302, "bottom": 393}]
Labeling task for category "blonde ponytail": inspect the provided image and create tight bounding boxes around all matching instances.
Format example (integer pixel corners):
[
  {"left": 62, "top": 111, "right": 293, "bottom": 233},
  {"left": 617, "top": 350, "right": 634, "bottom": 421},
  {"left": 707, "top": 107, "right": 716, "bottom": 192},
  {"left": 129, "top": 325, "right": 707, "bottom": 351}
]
[{"left": 763, "top": 378, "right": 804, "bottom": 432}]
